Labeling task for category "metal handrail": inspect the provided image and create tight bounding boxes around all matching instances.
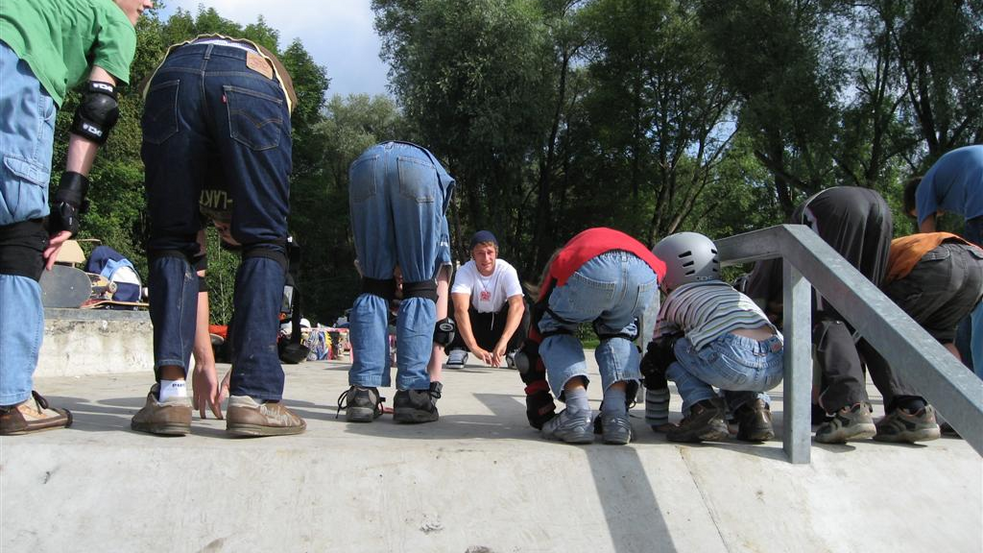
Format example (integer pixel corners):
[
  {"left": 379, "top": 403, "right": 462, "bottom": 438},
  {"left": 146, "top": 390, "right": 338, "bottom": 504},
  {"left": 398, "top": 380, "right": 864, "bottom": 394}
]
[{"left": 716, "top": 224, "right": 983, "bottom": 463}]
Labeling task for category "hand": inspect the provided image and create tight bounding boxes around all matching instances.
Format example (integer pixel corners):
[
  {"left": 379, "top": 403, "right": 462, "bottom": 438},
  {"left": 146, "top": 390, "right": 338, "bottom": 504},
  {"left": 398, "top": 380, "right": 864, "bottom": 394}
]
[
  {"left": 43, "top": 230, "right": 73, "bottom": 270},
  {"left": 490, "top": 343, "right": 508, "bottom": 367},
  {"left": 191, "top": 362, "right": 224, "bottom": 419},
  {"left": 470, "top": 346, "right": 495, "bottom": 366}
]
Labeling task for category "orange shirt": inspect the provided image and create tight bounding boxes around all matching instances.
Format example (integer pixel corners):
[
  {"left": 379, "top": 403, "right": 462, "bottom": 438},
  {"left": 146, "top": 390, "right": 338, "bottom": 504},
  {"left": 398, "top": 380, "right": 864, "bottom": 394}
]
[{"left": 885, "top": 232, "right": 978, "bottom": 284}]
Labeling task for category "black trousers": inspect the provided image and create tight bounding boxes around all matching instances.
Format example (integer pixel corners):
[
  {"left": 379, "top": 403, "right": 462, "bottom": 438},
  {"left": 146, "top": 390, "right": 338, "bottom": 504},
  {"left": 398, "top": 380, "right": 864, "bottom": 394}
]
[{"left": 446, "top": 299, "right": 530, "bottom": 354}]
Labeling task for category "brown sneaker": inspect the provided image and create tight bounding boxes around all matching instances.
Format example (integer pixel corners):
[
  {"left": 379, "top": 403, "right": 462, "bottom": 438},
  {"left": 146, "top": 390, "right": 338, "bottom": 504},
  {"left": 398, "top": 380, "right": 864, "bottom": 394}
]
[
  {"left": 666, "top": 398, "right": 729, "bottom": 443},
  {"left": 226, "top": 395, "right": 306, "bottom": 437},
  {"left": 131, "top": 384, "right": 192, "bottom": 436},
  {"left": 0, "top": 391, "right": 72, "bottom": 435},
  {"left": 734, "top": 398, "right": 775, "bottom": 442}
]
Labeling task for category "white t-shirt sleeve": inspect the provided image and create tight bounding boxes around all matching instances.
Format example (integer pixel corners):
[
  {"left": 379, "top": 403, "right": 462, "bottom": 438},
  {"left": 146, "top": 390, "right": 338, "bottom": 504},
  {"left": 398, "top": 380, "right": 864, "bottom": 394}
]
[
  {"left": 501, "top": 263, "right": 523, "bottom": 298},
  {"left": 451, "top": 262, "right": 477, "bottom": 295}
]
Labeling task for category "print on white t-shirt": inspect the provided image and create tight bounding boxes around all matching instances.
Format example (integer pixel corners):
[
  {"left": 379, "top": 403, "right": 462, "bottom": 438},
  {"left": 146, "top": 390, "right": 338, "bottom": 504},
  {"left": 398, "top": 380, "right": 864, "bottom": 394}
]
[{"left": 451, "top": 259, "right": 523, "bottom": 313}]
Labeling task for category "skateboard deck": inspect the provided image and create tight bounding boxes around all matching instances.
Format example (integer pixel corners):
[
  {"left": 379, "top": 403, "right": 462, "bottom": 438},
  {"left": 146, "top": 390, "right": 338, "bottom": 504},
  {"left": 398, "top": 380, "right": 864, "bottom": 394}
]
[
  {"left": 80, "top": 298, "right": 149, "bottom": 310},
  {"left": 40, "top": 265, "right": 92, "bottom": 308}
]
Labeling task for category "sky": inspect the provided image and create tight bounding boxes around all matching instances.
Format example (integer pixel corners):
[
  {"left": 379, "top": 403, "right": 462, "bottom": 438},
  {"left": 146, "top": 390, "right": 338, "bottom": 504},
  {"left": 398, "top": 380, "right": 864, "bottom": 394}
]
[{"left": 157, "top": 0, "right": 392, "bottom": 98}]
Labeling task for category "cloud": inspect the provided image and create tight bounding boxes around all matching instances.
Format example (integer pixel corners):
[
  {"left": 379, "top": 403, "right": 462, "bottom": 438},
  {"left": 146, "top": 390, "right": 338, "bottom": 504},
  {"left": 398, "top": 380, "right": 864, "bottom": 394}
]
[{"left": 160, "top": 0, "right": 390, "bottom": 97}]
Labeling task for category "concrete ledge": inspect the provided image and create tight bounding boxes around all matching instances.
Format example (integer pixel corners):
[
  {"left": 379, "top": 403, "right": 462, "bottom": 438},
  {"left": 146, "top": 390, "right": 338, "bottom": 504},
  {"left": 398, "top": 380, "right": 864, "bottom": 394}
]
[
  {"left": 3, "top": 359, "right": 980, "bottom": 552},
  {"left": 38, "top": 308, "right": 153, "bottom": 377}
]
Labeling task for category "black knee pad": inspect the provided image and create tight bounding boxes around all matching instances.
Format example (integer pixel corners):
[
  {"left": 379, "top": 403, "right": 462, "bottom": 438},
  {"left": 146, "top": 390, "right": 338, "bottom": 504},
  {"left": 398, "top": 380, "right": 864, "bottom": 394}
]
[
  {"left": 433, "top": 317, "right": 456, "bottom": 346},
  {"left": 0, "top": 220, "right": 48, "bottom": 281},
  {"left": 402, "top": 279, "right": 437, "bottom": 302},
  {"left": 242, "top": 242, "right": 288, "bottom": 271},
  {"left": 362, "top": 277, "right": 397, "bottom": 301}
]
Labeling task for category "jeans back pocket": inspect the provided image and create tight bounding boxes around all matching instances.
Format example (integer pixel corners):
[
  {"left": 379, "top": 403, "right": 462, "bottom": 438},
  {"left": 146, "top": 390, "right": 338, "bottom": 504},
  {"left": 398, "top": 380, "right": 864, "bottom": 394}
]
[
  {"left": 225, "top": 85, "right": 284, "bottom": 151},
  {"left": 142, "top": 80, "right": 180, "bottom": 145},
  {"left": 397, "top": 156, "right": 436, "bottom": 204},
  {"left": 349, "top": 155, "right": 379, "bottom": 204}
]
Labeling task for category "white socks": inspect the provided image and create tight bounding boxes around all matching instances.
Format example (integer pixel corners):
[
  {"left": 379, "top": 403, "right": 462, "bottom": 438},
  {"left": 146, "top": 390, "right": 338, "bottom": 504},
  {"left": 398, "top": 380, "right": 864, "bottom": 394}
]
[
  {"left": 159, "top": 379, "right": 187, "bottom": 402},
  {"left": 564, "top": 387, "right": 591, "bottom": 416}
]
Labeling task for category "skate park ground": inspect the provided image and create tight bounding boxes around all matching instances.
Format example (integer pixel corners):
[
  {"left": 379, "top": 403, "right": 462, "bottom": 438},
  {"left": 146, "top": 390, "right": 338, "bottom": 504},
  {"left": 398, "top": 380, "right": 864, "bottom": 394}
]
[{"left": 2, "top": 337, "right": 981, "bottom": 553}]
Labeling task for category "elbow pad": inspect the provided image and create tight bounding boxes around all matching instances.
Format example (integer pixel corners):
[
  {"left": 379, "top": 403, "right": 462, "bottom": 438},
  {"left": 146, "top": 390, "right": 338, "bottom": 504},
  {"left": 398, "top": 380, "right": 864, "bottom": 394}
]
[{"left": 71, "top": 81, "right": 119, "bottom": 145}]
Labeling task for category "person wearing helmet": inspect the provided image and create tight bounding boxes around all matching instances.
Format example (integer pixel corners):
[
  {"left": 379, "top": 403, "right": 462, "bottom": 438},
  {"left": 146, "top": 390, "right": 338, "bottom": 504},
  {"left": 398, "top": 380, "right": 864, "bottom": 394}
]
[
  {"left": 646, "top": 232, "right": 783, "bottom": 443},
  {"left": 519, "top": 227, "right": 665, "bottom": 445}
]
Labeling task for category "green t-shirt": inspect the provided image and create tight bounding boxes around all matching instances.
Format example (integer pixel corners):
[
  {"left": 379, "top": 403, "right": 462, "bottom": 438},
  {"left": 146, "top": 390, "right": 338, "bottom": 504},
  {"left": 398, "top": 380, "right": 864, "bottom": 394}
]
[{"left": 0, "top": 0, "right": 136, "bottom": 107}]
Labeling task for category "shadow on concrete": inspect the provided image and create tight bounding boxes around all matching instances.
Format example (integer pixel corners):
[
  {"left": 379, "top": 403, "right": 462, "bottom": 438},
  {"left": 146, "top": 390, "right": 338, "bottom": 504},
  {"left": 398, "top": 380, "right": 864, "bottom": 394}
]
[{"left": 585, "top": 446, "right": 678, "bottom": 553}]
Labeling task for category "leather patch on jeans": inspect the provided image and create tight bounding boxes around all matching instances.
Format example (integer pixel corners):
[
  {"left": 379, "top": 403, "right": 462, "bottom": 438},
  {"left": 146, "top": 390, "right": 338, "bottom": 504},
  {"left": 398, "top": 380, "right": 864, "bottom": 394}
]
[{"left": 245, "top": 52, "right": 273, "bottom": 79}]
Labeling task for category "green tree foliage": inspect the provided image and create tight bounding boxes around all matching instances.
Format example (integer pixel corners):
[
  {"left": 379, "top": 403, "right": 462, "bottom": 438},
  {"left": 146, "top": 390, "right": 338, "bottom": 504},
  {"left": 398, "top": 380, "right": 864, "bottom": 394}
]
[{"left": 60, "top": 1, "right": 979, "bottom": 326}]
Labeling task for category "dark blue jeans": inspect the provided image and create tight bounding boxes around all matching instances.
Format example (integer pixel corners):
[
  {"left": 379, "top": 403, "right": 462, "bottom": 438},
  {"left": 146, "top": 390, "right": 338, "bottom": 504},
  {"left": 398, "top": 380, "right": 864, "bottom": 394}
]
[{"left": 141, "top": 43, "right": 291, "bottom": 400}]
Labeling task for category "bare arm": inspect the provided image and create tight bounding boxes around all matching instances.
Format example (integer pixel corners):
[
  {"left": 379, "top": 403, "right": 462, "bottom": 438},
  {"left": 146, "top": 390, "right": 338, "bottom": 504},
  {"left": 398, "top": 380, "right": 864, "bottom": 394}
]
[
  {"left": 919, "top": 213, "right": 938, "bottom": 233},
  {"left": 491, "top": 294, "right": 525, "bottom": 365},
  {"left": 453, "top": 291, "right": 493, "bottom": 365}
]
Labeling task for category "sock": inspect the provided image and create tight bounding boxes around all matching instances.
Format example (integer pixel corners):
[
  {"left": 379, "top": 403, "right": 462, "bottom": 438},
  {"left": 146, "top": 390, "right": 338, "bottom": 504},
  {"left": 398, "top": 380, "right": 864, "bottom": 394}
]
[
  {"left": 564, "top": 387, "right": 590, "bottom": 416},
  {"left": 602, "top": 387, "right": 627, "bottom": 415},
  {"left": 894, "top": 396, "right": 927, "bottom": 414},
  {"left": 159, "top": 379, "right": 187, "bottom": 402}
]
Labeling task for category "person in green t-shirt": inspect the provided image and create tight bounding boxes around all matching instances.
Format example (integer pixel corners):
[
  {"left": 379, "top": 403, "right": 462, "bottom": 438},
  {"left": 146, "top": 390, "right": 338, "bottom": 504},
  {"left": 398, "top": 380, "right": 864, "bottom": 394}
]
[{"left": 0, "top": 0, "right": 152, "bottom": 436}]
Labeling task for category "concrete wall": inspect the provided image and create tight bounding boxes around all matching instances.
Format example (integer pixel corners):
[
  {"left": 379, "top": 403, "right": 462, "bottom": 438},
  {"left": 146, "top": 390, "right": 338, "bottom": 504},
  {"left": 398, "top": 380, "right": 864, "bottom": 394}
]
[{"left": 38, "top": 308, "right": 153, "bottom": 377}]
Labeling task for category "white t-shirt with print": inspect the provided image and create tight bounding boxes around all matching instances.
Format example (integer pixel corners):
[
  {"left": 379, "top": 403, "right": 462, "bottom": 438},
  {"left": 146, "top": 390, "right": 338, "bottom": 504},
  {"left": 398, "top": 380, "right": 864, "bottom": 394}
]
[{"left": 451, "top": 259, "right": 523, "bottom": 313}]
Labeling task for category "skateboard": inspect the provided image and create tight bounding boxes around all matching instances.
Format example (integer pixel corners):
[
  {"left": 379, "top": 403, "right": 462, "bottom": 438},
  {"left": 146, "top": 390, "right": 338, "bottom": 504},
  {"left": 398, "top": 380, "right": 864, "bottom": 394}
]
[
  {"left": 81, "top": 298, "right": 149, "bottom": 310},
  {"left": 40, "top": 265, "right": 93, "bottom": 308}
]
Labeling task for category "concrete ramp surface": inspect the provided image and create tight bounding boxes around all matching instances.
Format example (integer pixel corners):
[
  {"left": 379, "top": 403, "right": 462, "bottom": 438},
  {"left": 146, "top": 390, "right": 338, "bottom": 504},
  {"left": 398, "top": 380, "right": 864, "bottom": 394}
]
[{"left": 2, "top": 358, "right": 980, "bottom": 552}]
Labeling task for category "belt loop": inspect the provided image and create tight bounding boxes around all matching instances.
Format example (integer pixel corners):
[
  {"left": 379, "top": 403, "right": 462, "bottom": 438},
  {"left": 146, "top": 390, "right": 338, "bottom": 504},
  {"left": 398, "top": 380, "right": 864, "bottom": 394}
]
[{"left": 204, "top": 44, "right": 214, "bottom": 60}]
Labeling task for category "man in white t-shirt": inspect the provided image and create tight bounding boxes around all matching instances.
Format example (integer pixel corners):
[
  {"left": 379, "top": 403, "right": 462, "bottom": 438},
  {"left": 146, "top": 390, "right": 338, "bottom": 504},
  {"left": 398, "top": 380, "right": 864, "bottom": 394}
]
[{"left": 446, "top": 230, "right": 529, "bottom": 369}]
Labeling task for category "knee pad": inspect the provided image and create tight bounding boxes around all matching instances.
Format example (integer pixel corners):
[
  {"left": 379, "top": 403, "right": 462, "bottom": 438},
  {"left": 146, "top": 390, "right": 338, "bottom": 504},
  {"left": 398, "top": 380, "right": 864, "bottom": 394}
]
[
  {"left": 402, "top": 279, "right": 437, "bottom": 302},
  {"left": 361, "top": 277, "right": 397, "bottom": 301},
  {"left": 0, "top": 220, "right": 47, "bottom": 281},
  {"left": 433, "top": 317, "right": 456, "bottom": 346},
  {"left": 242, "top": 242, "right": 288, "bottom": 271}
]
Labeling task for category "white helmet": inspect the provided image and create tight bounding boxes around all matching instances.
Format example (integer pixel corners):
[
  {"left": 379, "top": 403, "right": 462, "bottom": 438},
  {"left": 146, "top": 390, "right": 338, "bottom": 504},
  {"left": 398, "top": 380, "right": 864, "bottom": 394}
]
[{"left": 651, "top": 232, "right": 720, "bottom": 293}]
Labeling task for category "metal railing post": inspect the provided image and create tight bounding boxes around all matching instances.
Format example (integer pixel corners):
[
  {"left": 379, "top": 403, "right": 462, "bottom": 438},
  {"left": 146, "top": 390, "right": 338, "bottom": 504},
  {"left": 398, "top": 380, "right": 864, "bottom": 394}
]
[{"left": 783, "top": 259, "right": 812, "bottom": 463}]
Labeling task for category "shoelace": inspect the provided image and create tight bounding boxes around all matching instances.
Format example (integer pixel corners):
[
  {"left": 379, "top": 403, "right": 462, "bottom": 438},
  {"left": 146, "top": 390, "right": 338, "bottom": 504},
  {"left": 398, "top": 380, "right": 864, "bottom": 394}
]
[{"left": 336, "top": 387, "right": 385, "bottom": 419}]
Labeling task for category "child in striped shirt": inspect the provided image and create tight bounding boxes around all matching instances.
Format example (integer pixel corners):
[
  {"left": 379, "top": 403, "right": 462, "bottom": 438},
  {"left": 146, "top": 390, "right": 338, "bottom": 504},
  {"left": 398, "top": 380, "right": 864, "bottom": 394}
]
[{"left": 643, "top": 232, "right": 783, "bottom": 443}]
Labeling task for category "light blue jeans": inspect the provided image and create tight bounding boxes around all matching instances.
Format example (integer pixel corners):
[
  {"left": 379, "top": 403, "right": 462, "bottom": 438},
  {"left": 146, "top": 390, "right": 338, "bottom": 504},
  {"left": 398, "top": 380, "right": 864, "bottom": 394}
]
[
  {"left": 0, "top": 42, "right": 56, "bottom": 406},
  {"left": 667, "top": 334, "right": 783, "bottom": 415},
  {"left": 348, "top": 142, "right": 455, "bottom": 390},
  {"left": 539, "top": 251, "right": 658, "bottom": 399}
]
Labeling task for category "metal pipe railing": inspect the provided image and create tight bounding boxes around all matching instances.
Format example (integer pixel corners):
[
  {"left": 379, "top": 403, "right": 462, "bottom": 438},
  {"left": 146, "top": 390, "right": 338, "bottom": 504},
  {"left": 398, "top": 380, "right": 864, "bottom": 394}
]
[{"left": 716, "top": 224, "right": 983, "bottom": 463}]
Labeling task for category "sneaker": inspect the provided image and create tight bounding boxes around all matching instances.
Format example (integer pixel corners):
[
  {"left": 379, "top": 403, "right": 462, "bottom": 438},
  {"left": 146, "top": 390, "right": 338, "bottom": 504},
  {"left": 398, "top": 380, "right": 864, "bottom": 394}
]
[
  {"left": 336, "top": 386, "right": 384, "bottom": 423},
  {"left": 734, "top": 399, "right": 775, "bottom": 442},
  {"left": 874, "top": 405, "right": 941, "bottom": 443},
  {"left": 445, "top": 349, "right": 468, "bottom": 369},
  {"left": 0, "top": 391, "right": 73, "bottom": 435},
  {"left": 815, "top": 402, "right": 876, "bottom": 444},
  {"left": 130, "top": 384, "right": 192, "bottom": 436},
  {"left": 666, "top": 398, "right": 729, "bottom": 443},
  {"left": 393, "top": 382, "right": 441, "bottom": 424},
  {"left": 226, "top": 395, "right": 306, "bottom": 437},
  {"left": 940, "top": 422, "right": 961, "bottom": 438},
  {"left": 540, "top": 408, "right": 593, "bottom": 444},
  {"left": 596, "top": 411, "right": 633, "bottom": 445}
]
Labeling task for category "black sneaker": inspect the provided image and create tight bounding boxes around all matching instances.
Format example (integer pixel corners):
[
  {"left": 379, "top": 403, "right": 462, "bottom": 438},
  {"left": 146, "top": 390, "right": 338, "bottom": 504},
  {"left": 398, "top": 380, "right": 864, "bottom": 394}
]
[
  {"left": 336, "top": 386, "right": 384, "bottom": 423},
  {"left": 393, "top": 382, "right": 441, "bottom": 424},
  {"left": 734, "top": 399, "right": 775, "bottom": 442},
  {"left": 666, "top": 398, "right": 729, "bottom": 443}
]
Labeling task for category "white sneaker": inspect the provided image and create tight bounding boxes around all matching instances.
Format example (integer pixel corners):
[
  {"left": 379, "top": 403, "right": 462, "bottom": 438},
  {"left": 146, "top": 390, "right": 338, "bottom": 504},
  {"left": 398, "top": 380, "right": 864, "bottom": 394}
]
[{"left": 445, "top": 349, "right": 468, "bottom": 369}]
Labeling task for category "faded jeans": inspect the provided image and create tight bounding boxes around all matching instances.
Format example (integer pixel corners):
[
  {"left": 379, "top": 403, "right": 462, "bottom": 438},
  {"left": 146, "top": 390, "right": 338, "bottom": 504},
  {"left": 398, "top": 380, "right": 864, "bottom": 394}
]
[
  {"left": 539, "top": 251, "right": 658, "bottom": 399},
  {"left": 667, "top": 334, "right": 783, "bottom": 415}
]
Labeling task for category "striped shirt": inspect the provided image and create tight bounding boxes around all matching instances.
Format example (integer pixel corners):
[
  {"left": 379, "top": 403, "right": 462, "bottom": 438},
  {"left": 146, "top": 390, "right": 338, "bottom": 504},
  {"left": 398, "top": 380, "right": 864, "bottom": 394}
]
[{"left": 654, "top": 281, "right": 780, "bottom": 350}]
